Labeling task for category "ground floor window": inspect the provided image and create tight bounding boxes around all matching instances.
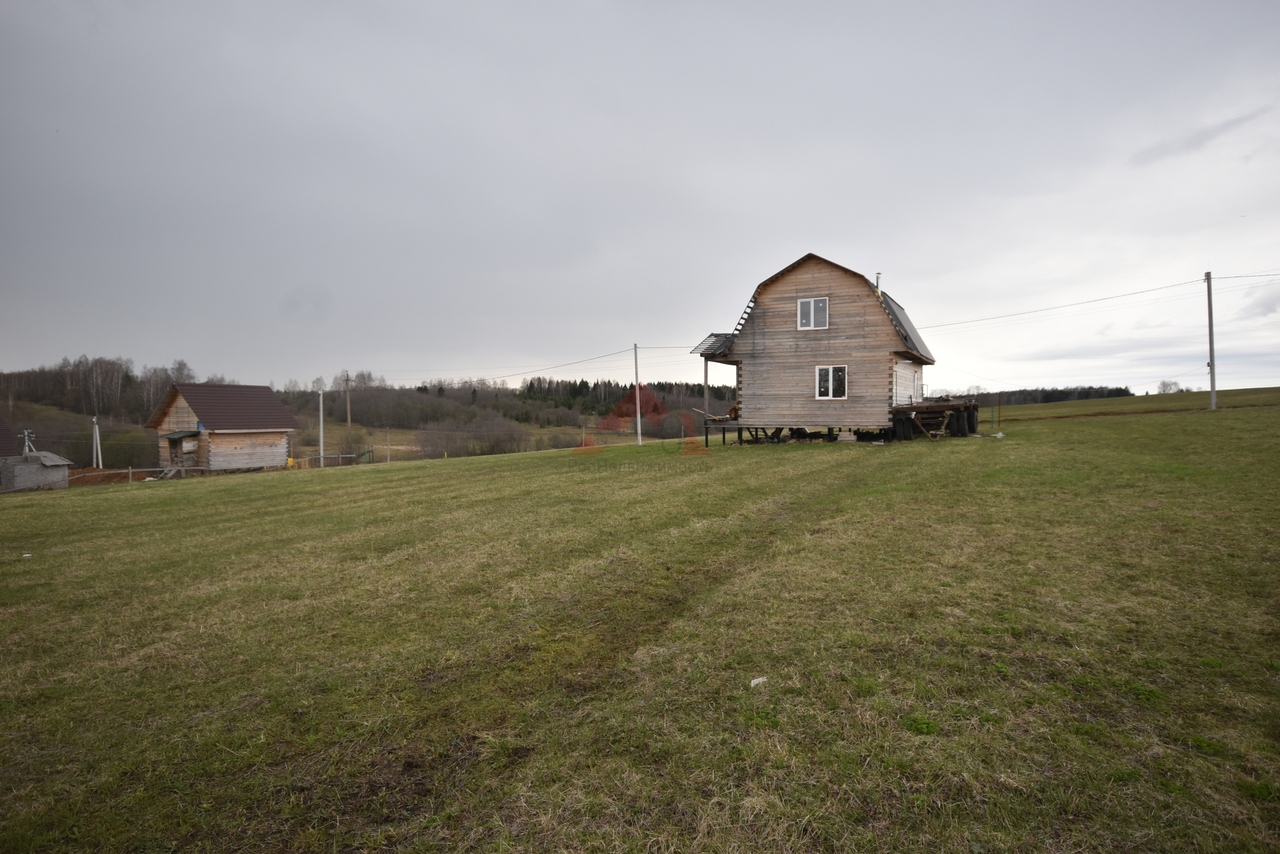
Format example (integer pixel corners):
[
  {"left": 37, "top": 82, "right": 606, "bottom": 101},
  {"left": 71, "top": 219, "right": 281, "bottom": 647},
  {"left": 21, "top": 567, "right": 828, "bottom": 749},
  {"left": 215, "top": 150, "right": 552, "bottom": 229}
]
[{"left": 816, "top": 366, "right": 847, "bottom": 399}]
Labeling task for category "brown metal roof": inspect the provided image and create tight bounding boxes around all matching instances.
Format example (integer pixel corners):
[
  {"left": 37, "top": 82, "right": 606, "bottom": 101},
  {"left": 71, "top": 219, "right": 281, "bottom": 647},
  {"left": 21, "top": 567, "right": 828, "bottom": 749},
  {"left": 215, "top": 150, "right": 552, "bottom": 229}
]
[
  {"left": 0, "top": 412, "right": 20, "bottom": 457},
  {"left": 145, "top": 384, "right": 298, "bottom": 431}
]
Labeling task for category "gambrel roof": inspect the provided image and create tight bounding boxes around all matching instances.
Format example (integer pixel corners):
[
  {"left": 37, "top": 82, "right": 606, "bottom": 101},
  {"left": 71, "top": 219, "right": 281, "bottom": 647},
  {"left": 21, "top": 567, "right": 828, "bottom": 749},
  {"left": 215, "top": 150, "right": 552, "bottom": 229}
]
[
  {"left": 880, "top": 291, "right": 935, "bottom": 364},
  {"left": 691, "top": 253, "right": 935, "bottom": 365},
  {"left": 145, "top": 384, "right": 298, "bottom": 431}
]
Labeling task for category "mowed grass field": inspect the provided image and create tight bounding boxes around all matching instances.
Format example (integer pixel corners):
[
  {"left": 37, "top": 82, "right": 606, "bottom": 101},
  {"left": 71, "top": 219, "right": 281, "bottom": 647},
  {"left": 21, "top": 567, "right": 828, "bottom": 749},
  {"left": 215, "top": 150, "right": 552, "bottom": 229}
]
[{"left": 3, "top": 389, "right": 1279, "bottom": 852}]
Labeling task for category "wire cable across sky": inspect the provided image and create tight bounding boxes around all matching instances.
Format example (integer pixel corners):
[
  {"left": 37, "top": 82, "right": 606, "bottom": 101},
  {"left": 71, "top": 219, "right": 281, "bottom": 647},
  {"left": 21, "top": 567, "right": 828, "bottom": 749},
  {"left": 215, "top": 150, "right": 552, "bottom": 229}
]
[
  {"left": 357, "top": 269, "right": 1276, "bottom": 389},
  {"left": 918, "top": 272, "right": 1280, "bottom": 330}
]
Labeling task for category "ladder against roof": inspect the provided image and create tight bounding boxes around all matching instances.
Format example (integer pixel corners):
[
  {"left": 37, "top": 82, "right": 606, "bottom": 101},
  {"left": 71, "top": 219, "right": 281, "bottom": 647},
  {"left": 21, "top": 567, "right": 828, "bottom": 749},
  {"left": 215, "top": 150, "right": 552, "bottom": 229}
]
[{"left": 733, "top": 297, "right": 756, "bottom": 334}]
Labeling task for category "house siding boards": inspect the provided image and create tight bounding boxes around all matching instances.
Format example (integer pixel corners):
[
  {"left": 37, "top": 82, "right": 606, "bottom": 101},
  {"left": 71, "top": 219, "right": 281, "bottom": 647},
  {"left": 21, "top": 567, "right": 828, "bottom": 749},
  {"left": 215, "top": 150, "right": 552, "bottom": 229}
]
[
  {"left": 155, "top": 397, "right": 199, "bottom": 434},
  {"left": 703, "top": 254, "right": 934, "bottom": 431},
  {"left": 894, "top": 361, "right": 923, "bottom": 406},
  {"left": 209, "top": 432, "right": 289, "bottom": 470}
]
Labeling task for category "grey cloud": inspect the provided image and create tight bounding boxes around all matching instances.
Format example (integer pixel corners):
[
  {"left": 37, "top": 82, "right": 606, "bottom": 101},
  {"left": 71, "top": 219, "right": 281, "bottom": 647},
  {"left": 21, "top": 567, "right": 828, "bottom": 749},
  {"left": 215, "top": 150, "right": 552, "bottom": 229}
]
[
  {"left": 280, "top": 286, "right": 335, "bottom": 322},
  {"left": 1235, "top": 285, "right": 1280, "bottom": 319},
  {"left": 2, "top": 2, "right": 1280, "bottom": 390},
  {"left": 1131, "top": 106, "right": 1273, "bottom": 166},
  {"left": 1021, "top": 336, "right": 1195, "bottom": 363}
]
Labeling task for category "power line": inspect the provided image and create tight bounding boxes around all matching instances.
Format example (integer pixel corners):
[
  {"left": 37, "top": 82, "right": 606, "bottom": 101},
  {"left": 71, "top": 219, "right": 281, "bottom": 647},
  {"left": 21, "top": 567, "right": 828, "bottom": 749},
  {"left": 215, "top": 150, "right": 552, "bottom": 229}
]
[
  {"left": 917, "top": 278, "right": 1203, "bottom": 330},
  {"left": 921, "top": 277, "right": 1280, "bottom": 336},
  {"left": 482, "top": 348, "right": 634, "bottom": 381},
  {"left": 919, "top": 272, "right": 1280, "bottom": 331}
]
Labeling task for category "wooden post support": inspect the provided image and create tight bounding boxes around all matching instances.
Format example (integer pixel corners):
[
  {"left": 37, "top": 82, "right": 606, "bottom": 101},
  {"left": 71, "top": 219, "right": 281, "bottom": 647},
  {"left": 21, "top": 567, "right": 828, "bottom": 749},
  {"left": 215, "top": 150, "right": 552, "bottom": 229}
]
[
  {"left": 703, "top": 358, "right": 710, "bottom": 448},
  {"left": 1206, "top": 271, "right": 1217, "bottom": 411}
]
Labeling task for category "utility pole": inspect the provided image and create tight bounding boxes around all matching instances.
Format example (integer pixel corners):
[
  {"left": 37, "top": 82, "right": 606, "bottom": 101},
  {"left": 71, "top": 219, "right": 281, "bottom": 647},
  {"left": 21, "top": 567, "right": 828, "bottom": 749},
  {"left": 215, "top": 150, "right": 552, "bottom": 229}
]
[
  {"left": 1205, "top": 271, "right": 1217, "bottom": 411},
  {"left": 344, "top": 370, "right": 352, "bottom": 431},
  {"left": 319, "top": 389, "right": 325, "bottom": 468},
  {"left": 91, "top": 416, "right": 102, "bottom": 468},
  {"left": 634, "top": 343, "right": 642, "bottom": 446}
]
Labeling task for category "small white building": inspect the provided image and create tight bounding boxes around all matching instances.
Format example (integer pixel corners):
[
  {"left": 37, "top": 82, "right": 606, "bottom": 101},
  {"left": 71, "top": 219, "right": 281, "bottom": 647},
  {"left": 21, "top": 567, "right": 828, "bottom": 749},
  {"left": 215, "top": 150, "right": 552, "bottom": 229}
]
[{"left": 1, "top": 451, "right": 73, "bottom": 493}]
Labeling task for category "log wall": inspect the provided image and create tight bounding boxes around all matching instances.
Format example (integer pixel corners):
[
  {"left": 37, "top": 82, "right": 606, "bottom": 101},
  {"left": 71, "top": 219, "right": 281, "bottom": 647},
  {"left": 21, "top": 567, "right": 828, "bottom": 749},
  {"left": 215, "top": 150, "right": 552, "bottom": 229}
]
[
  {"left": 893, "top": 360, "right": 923, "bottom": 406},
  {"left": 154, "top": 395, "right": 198, "bottom": 433},
  {"left": 208, "top": 431, "right": 289, "bottom": 470},
  {"left": 732, "top": 256, "right": 906, "bottom": 429},
  {"left": 155, "top": 394, "right": 198, "bottom": 467}
]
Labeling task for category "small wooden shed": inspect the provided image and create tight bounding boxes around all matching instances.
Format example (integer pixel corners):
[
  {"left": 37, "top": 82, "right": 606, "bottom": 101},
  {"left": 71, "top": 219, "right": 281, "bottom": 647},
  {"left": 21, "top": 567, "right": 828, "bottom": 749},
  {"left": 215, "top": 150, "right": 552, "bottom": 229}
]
[
  {"left": 145, "top": 384, "right": 298, "bottom": 472},
  {"left": 693, "top": 253, "right": 936, "bottom": 435}
]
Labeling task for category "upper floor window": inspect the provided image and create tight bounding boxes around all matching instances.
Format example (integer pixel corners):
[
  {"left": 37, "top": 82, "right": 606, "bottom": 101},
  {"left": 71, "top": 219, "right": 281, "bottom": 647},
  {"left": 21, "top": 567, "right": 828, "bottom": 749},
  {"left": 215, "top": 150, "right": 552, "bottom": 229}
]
[{"left": 797, "top": 297, "right": 828, "bottom": 330}]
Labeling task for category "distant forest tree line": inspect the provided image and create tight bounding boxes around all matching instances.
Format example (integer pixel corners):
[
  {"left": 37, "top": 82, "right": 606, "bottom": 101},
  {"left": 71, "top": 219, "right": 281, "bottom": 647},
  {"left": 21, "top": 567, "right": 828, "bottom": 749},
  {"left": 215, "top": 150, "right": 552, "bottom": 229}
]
[
  {"left": 939, "top": 386, "right": 1135, "bottom": 407},
  {"left": 278, "top": 376, "right": 735, "bottom": 432}
]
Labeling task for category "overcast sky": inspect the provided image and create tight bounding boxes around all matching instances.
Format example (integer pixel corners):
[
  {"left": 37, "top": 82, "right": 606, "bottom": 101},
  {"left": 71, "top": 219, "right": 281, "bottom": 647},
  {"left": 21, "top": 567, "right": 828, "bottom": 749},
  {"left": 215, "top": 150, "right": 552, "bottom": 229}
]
[{"left": 2, "top": 1, "right": 1278, "bottom": 394}]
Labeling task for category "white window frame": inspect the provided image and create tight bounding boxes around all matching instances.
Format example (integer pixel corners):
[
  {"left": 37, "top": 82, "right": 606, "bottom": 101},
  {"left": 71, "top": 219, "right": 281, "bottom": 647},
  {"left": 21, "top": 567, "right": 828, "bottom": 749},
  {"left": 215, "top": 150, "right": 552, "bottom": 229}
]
[
  {"left": 815, "top": 365, "right": 847, "bottom": 400},
  {"left": 797, "top": 297, "right": 829, "bottom": 330}
]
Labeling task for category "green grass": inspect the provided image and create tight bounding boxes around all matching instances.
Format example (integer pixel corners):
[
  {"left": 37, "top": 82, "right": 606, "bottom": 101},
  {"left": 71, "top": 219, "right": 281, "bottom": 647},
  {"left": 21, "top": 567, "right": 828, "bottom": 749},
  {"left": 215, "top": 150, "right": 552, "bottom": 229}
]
[
  {"left": 992, "top": 385, "right": 1277, "bottom": 422},
  {"left": 3, "top": 390, "right": 1280, "bottom": 851}
]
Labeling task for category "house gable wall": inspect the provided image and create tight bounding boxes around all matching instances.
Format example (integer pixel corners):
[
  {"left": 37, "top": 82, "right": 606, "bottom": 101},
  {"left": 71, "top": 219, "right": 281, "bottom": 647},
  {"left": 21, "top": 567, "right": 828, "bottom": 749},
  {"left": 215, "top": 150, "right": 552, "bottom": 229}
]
[
  {"left": 155, "top": 395, "right": 199, "bottom": 433},
  {"left": 732, "top": 256, "right": 904, "bottom": 428}
]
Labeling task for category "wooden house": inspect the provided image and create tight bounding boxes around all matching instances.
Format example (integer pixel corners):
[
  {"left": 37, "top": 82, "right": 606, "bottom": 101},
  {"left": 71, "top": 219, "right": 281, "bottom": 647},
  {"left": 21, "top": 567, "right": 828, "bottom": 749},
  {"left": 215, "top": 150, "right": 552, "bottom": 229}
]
[
  {"left": 693, "top": 253, "right": 935, "bottom": 434},
  {"left": 145, "top": 384, "right": 298, "bottom": 472}
]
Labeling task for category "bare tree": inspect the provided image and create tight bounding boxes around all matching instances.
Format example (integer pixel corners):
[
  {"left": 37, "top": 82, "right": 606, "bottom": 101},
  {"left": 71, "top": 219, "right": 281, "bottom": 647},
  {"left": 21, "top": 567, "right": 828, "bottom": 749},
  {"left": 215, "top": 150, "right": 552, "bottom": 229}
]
[
  {"left": 138, "top": 365, "right": 173, "bottom": 413},
  {"left": 171, "top": 360, "right": 197, "bottom": 384}
]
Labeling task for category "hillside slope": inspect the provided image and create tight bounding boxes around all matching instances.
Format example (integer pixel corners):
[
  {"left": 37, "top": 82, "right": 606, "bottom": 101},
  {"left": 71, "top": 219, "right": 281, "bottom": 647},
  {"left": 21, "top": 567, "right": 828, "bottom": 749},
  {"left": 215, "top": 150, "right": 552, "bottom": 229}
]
[{"left": 3, "top": 391, "right": 1279, "bottom": 851}]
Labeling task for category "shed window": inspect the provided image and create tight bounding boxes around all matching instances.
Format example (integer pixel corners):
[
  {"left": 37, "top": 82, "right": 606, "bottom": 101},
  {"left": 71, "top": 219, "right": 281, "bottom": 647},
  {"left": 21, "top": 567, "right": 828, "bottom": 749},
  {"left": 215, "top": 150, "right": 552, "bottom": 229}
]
[
  {"left": 815, "top": 366, "right": 847, "bottom": 399},
  {"left": 797, "top": 298, "right": 828, "bottom": 329}
]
